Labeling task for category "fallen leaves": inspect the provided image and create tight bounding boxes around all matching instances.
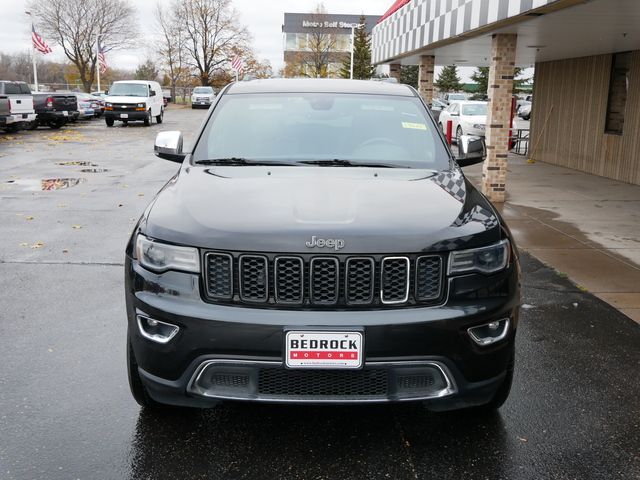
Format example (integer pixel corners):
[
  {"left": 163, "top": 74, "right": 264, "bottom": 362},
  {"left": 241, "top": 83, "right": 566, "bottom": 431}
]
[
  {"left": 72, "top": 224, "right": 82, "bottom": 229},
  {"left": 25, "top": 216, "right": 35, "bottom": 221},
  {"left": 30, "top": 241, "right": 45, "bottom": 249}
]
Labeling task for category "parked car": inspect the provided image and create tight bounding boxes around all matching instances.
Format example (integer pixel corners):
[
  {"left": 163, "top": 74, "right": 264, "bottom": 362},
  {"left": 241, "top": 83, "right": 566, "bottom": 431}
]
[
  {"left": 0, "top": 80, "right": 37, "bottom": 132},
  {"left": 442, "top": 92, "right": 468, "bottom": 105},
  {"left": 438, "top": 100, "right": 488, "bottom": 144},
  {"left": 191, "top": 86, "right": 216, "bottom": 109},
  {"left": 90, "top": 93, "right": 106, "bottom": 117},
  {"left": 518, "top": 103, "right": 531, "bottom": 120},
  {"left": 126, "top": 79, "right": 520, "bottom": 412},
  {"left": 73, "top": 93, "right": 96, "bottom": 119},
  {"left": 162, "top": 89, "right": 171, "bottom": 106},
  {"left": 30, "top": 92, "right": 78, "bottom": 129},
  {"left": 429, "top": 98, "right": 448, "bottom": 122},
  {"left": 104, "top": 80, "right": 164, "bottom": 127},
  {"left": 0, "top": 95, "right": 10, "bottom": 127}
]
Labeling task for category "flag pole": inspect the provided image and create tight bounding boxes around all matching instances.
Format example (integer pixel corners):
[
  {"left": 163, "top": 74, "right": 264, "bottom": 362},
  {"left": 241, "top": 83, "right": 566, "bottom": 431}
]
[
  {"left": 26, "top": 13, "right": 39, "bottom": 92},
  {"left": 349, "top": 25, "right": 355, "bottom": 80},
  {"left": 96, "top": 35, "right": 101, "bottom": 93}
]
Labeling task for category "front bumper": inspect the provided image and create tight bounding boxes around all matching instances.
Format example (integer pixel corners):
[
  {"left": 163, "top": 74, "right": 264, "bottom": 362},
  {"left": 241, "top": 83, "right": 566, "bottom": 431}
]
[
  {"left": 126, "top": 256, "right": 520, "bottom": 409},
  {"left": 104, "top": 110, "right": 147, "bottom": 120}
]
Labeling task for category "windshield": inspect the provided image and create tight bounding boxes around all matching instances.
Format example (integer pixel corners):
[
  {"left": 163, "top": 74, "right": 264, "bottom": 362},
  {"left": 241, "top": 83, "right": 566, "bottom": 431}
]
[
  {"left": 448, "top": 94, "right": 466, "bottom": 100},
  {"left": 194, "top": 87, "right": 213, "bottom": 94},
  {"left": 192, "top": 93, "right": 449, "bottom": 170},
  {"left": 461, "top": 104, "right": 487, "bottom": 116},
  {"left": 108, "top": 83, "right": 150, "bottom": 97}
]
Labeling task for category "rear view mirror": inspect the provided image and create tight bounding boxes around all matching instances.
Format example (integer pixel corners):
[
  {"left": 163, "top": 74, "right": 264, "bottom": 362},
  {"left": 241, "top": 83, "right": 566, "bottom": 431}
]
[
  {"left": 456, "top": 135, "right": 486, "bottom": 167},
  {"left": 154, "top": 131, "right": 185, "bottom": 163}
]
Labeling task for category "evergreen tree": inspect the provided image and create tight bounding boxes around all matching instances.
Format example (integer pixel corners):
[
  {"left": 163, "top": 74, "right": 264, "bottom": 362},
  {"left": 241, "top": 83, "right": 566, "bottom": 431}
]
[
  {"left": 339, "top": 15, "right": 374, "bottom": 79},
  {"left": 399, "top": 65, "right": 418, "bottom": 89},
  {"left": 434, "top": 65, "right": 463, "bottom": 92},
  {"left": 470, "top": 66, "right": 489, "bottom": 98},
  {"left": 470, "top": 66, "right": 531, "bottom": 97}
]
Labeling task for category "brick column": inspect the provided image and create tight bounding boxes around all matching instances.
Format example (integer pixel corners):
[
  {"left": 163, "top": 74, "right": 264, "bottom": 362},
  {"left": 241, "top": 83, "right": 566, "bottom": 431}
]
[
  {"left": 482, "top": 34, "right": 517, "bottom": 203},
  {"left": 389, "top": 63, "right": 401, "bottom": 82},
  {"left": 418, "top": 55, "right": 435, "bottom": 104}
]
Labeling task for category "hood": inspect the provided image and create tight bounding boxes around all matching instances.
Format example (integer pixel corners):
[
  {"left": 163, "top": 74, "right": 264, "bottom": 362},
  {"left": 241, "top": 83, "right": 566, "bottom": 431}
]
[
  {"left": 461, "top": 115, "right": 487, "bottom": 125},
  {"left": 143, "top": 165, "right": 501, "bottom": 254},
  {"left": 105, "top": 95, "right": 148, "bottom": 103}
]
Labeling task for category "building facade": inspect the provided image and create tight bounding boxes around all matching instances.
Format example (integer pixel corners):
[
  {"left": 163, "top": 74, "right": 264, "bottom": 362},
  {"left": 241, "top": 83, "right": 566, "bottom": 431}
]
[
  {"left": 283, "top": 13, "right": 379, "bottom": 78},
  {"left": 370, "top": 0, "right": 640, "bottom": 199}
]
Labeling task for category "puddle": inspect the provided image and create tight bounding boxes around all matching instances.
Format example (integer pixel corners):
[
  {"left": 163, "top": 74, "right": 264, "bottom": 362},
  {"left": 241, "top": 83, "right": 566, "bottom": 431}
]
[
  {"left": 5, "top": 178, "right": 87, "bottom": 191},
  {"left": 80, "top": 168, "right": 109, "bottom": 173},
  {"left": 56, "top": 161, "right": 97, "bottom": 166}
]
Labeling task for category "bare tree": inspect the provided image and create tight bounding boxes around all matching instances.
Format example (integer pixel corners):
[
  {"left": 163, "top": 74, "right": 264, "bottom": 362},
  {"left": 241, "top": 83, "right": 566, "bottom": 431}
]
[
  {"left": 302, "top": 4, "right": 338, "bottom": 78},
  {"left": 28, "top": 0, "right": 137, "bottom": 92},
  {"left": 155, "top": 3, "right": 188, "bottom": 101},
  {"left": 178, "top": 0, "right": 251, "bottom": 86}
]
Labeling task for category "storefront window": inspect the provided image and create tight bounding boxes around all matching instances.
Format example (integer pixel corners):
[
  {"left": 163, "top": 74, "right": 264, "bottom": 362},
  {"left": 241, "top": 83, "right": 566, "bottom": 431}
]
[{"left": 605, "top": 52, "right": 631, "bottom": 135}]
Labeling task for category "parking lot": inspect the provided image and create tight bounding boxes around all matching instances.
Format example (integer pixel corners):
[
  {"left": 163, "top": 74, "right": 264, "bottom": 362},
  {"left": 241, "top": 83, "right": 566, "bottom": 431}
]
[{"left": 0, "top": 107, "right": 639, "bottom": 480}]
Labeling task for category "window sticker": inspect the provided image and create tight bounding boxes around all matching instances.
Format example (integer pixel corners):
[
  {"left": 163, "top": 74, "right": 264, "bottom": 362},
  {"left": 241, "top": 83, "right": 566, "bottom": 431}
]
[{"left": 402, "top": 122, "right": 427, "bottom": 130}]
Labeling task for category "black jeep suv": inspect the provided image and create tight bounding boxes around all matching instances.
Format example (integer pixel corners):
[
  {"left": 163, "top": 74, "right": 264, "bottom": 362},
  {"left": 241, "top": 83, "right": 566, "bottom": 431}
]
[{"left": 125, "top": 79, "right": 520, "bottom": 411}]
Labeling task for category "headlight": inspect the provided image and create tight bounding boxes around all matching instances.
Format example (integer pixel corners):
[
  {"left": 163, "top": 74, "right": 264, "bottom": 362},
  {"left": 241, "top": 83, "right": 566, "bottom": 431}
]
[
  {"left": 106, "top": 102, "right": 112, "bottom": 107},
  {"left": 135, "top": 234, "right": 200, "bottom": 273},
  {"left": 449, "top": 239, "right": 510, "bottom": 275},
  {"left": 137, "top": 103, "right": 145, "bottom": 108},
  {"left": 473, "top": 124, "right": 485, "bottom": 130}
]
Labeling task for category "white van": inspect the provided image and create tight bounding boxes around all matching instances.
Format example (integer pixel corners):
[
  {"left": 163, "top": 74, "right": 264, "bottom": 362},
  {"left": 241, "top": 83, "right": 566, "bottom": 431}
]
[{"left": 104, "top": 80, "right": 164, "bottom": 127}]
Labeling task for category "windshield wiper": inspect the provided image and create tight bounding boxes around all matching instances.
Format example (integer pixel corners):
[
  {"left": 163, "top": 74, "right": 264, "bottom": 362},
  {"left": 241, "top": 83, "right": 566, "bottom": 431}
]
[
  {"left": 194, "top": 157, "right": 299, "bottom": 166},
  {"left": 299, "top": 159, "right": 404, "bottom": 168}
]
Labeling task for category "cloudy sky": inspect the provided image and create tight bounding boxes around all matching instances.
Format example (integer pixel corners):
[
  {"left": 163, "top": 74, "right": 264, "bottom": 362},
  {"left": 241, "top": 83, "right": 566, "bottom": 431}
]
[{"left": 1, "top": 0, "right": 476, "bottom": 79}]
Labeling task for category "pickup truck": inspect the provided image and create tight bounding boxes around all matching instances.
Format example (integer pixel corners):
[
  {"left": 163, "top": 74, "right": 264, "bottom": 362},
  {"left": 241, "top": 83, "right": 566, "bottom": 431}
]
[
  {"left": 30, "top": 92, "right": 78, "bottom": 129},
  {"left": 0, "top": 81, "right": 37, "bottom": 132}
]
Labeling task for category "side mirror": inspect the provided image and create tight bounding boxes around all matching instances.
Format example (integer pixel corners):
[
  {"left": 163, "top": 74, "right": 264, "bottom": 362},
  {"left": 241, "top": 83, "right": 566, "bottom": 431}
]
[
  {"left": 150, "top": 90, "right": 156, "bottom": 97},
  {"left": 456, "top": 135, "right": 486, "bottom": 167},
  {"left": 154, "top": 131, "right": 185, "bottom": 163}
]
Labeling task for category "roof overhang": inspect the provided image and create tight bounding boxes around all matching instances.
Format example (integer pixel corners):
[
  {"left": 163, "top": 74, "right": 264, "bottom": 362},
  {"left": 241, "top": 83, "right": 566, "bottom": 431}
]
[{"left": 372, "top": 0, "right": 640, "bottom": 67}]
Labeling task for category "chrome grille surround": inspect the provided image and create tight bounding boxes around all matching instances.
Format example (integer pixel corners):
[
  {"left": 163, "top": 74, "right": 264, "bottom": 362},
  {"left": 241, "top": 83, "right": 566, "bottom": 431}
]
[{"left": 380, "top": 257, "right": 410, "bottom": 304}]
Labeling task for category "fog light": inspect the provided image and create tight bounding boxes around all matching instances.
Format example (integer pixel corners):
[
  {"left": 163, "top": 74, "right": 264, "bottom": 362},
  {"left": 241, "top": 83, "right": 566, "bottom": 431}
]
[
  {"left": 137, "top": 315, "right": 179, "bottom": 344},
  {"left": 468, "top": 319, "right": 510, "bottom": 346}
]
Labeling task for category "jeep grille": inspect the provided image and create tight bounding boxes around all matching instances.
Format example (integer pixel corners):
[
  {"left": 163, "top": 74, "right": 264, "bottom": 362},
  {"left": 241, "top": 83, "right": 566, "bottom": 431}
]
[{"left": 203, "top": 252, "right": 445, "bottom": 309}]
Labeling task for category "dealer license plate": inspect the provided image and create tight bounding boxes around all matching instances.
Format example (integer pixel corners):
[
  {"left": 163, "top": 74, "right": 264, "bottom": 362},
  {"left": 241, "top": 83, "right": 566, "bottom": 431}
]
[
  {"left": 63, "top": 111, "right": 68, "bottom": 116},
  {"left": 120, "top": 113, "right": 128, "bottom": 119},
  {"left": 285, "top": 331, "right": 363, "bottom": 369}
]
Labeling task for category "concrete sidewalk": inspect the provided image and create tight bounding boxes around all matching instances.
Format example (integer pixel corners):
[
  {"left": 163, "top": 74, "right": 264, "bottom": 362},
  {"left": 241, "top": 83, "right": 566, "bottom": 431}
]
[{"left": 466, "top": 155, "right": 640, "bottom": 323}]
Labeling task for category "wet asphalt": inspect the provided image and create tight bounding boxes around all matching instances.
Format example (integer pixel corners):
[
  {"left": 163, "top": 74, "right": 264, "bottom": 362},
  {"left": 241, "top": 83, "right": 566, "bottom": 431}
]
[{"left": 0, "top": 108, "right": 639, "bottom": 480}]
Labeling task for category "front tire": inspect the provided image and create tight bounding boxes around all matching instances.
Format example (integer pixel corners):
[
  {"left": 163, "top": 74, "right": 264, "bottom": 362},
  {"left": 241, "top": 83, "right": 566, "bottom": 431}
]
[
  {"left": 156, "top": 108, "right": 163, "bottom": 124},
  {"left": 127, "top": 332, "right": 164, "bottom": 409},
  {"left": 143, "top": 110, "right": 151, "bottom": 126},
  {"left": 105, "top": 118, "right": 114, "bottom": 127},
  {"left": 456, "top": 126, "right": 463, "bottom": 145}
]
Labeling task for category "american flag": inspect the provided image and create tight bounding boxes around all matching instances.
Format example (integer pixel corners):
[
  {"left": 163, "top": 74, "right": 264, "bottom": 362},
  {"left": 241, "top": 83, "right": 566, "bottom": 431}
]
[
  {"left": 97, "top": 40, "right": 108, "bottom": 74},
  {"left": 231, "top": 55, "right": 244, "bottom": 73},
  {"left": 32, "top": 25, "right": 52, "bottom": 54}
]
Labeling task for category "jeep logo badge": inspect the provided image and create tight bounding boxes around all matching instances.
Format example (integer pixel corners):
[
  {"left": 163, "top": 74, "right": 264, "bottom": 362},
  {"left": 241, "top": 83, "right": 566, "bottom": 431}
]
[{"left": 305, "top": 236, "right": 345, "bottom": 251}]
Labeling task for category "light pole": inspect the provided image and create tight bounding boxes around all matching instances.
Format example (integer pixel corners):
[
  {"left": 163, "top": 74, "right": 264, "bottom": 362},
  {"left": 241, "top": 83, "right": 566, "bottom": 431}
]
[
  {"left": 349, "top": 25, "right": 355, "bottom": 80},
  {"left": 25, "top": 10, "right": 38, "bottom": 92}
]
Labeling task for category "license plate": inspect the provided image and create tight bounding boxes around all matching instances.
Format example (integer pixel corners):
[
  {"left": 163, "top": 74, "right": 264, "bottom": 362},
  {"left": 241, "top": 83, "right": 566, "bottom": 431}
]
[
  {"left": 63, "top": 111, "right": 68, "bottom": 116},
  {"left": 200, "top": 102, "right": 206, "bottom": 105},
  {"left": 120, "top": 113, "right": 128, "bottom": 119},
  {"left": 285, "top": 331, "right": 363, "bottom": 369}
]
